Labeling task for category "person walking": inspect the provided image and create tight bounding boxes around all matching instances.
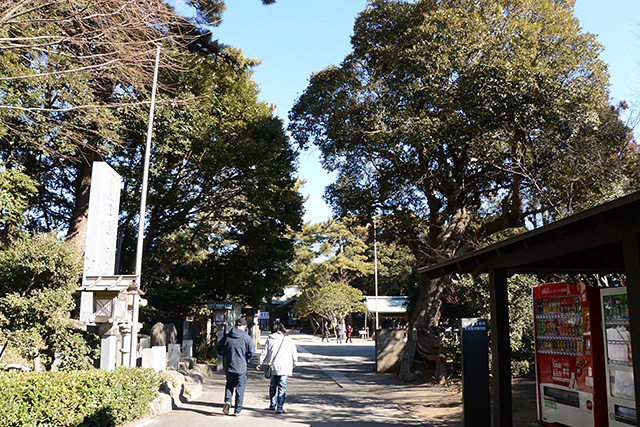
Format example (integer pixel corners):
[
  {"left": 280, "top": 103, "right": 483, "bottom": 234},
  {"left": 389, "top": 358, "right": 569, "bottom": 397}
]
[
  {"left": 336, "top": 323, "right": 343, "bottom": 344},
  {"left": 321, "top": 321, "right": 330, "bottom": 342},
  {"left": 257, "top": 321, "right": 298, "bottom": 414},
  {"left": 345, "top": 324, "right": 353, "bottom": 343},
  {"left": 216, "top": 318, "right": 255, "bottom": 416}
]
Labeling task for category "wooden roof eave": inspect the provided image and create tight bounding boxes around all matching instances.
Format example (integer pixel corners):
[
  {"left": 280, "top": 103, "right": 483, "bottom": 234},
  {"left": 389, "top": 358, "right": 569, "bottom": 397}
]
[{"left": 420, "top": 191, "right": 640, "bottom": 280}]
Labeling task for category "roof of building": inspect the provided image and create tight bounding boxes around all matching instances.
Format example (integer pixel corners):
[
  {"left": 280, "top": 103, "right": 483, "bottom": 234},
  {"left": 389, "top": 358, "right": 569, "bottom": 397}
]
[{"left": 420, "top": 190, "right": 640, "bottom": 279}]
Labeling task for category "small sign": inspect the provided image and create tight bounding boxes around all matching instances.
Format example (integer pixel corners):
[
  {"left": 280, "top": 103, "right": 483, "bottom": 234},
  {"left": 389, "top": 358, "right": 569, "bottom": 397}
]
[{"left": 461, "top": 318, "right": 490, "bottom": 427}]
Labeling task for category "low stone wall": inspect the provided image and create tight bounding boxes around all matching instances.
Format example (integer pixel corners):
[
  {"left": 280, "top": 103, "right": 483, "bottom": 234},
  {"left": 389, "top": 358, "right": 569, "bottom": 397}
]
[
  {"left": 375, "top": 329, "right": 405, "bottom": 373},
  {"left": 148, "top": 362, "right": 215, "bottom": 416}
]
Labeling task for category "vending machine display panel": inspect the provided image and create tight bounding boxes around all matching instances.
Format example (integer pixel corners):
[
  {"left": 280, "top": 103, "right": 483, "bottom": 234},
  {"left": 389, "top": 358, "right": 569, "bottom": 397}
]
[{"left": 601, "top": 287, "right": 636, "bottom": 426}]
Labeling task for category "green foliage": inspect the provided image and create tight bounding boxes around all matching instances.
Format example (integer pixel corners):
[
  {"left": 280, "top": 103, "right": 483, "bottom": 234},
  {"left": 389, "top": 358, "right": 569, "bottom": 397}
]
[
  {"left": 442, "top": 274, "right": 538, "bottom": 376},
  {"left": 47, "top": 328, "right": 101, "bottom": 372},
  {"left": 439, "top": 328, "right": 461, "bottom": 366},
  {"left": 0, "top": 233, "right": 96, "bottom": 370},
  {"left": 299, "top": 219, "right": 373, "bottom": 284},
  {"left": 0, "top": 287, "right": 78, "bottom": 367},
  {"left": 355, "top": 230, "right": 417, "bottom": 297},
  {"left": 0, "top": 0, "right": 292, "bottom": 243},
  {"left": 289, "top": 0, "right": 636, "bottom": 376},
  {"left": 290, "top": 0, "right": 636, "bottom": 259},
  {"left": 110, "top": 43, "right": 303, "bottom": 323},
  {"left": 0, "top": 233, "right": 82, "bottom": 297},
  {"left": 0, "top": 1, "right": 299, "bottom": 371},
  {"left": 0, "top": 164, "right": 37, "bottom": 236},
  {"left": 0, "top": 1, "right": 303, "bottom": 328},
  {"left": 131, "top": 111, "right": 303, "bottom": 321},
  {"left": 292, "top": 218, "right": 415, "bottom": 329},
  {"left": 293, "top": 219, "right": 416, "bottom": 297},
  {"left": 296, "top": 280, "right": 367, "bottom": 324},
  {"left": 0, "top": 368, "right": 160, "bottom": 427}
]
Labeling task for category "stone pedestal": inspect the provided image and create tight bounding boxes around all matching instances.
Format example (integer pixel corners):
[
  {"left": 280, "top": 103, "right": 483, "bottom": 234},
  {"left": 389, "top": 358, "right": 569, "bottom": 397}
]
[
  {"left": 100, "top": 334, "right": 118, "bottom": 371},
  {"left": 139, "top": 335, "right": 151, "bottom": 350},
  {"left": 167, "top": 344, "right": 181, "bottom": 370},
  {"left": 120, "top": 329, "right": 132, "bottom": 367},
  {"left": 181, "top": 340, "right": 193, "bottom": 358},
  {"left": 79, "top": 292, "right": 93, "bottom": 323},
  {"left": 142, "top": 346, "right": 166, "bottom": 371}
]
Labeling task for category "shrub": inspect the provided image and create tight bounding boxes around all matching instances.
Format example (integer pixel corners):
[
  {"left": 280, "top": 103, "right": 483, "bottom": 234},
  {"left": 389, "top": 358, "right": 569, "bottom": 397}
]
[
  {"left": 0, "top": 367, "right": 160, "bottom": 427},
  {"left": 0, "top": 233, "right": 82, "bottom": 297},
  {"left": 0, "top": 233, "right": 97, "bottom": 370},
  {"left": 47, "top": 328, "right": 101, "bottom": 371},
  {"left": 0, "top": 290, "right": 100, "bottom": 371}
]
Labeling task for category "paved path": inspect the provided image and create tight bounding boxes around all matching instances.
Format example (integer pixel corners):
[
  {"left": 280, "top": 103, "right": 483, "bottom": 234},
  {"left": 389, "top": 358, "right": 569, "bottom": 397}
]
[{"left": 130, "top": 333, "right": 427, "bottom": 426}]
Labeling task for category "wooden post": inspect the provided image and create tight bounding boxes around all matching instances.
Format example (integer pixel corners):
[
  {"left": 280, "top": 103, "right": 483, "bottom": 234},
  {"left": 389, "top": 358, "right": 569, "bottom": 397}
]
[
  {"left": 489, "top": 264, "right": 512, "bottom": 426},
  {"left": 622, "top": 221, "right": 640, "bottom": 412}
]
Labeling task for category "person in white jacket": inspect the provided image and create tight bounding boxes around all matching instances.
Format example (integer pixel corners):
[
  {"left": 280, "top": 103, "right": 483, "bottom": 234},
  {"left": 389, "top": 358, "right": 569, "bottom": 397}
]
[{"left": 256, "top": 321, "right": 298, "bottom": 414}]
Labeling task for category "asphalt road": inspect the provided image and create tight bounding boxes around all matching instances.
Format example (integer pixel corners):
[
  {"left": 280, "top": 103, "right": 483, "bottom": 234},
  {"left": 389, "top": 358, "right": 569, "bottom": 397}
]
[{"left": 129, "top": 332, "right": 426, "bottom": 427}]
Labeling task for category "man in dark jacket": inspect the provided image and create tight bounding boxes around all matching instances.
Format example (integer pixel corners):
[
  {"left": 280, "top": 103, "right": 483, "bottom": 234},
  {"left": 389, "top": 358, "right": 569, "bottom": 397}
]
[{"left": 216, "top": 318, "right": 255, "bottom": 416}]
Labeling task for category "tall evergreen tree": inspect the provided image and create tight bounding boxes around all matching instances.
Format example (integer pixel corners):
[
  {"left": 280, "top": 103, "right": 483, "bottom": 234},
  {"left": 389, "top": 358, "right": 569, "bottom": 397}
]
[
  {"left": 289, "top": 0, "right": 637, "bottom": 379},
  {"left": 292, "top": 218, "right": 416, "bottom": 331},
  {"left": 0, "top": 0, "right": 303, "bottom": 323}
]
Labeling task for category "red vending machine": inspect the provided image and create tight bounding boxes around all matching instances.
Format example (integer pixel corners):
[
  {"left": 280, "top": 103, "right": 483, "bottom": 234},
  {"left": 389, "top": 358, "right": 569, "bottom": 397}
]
[{"left": 533, "top": 282, "right": 607, "bottom": 427}]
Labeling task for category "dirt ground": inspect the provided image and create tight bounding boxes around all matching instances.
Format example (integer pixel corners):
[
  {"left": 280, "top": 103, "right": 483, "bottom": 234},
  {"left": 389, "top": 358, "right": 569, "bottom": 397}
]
[{"left": 362, "top": 374, "right": 539, "bottom": 426}]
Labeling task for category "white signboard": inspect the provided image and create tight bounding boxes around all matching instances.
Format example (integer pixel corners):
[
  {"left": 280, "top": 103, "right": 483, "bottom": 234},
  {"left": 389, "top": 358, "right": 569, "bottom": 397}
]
[{"left": 83, "top": 162, "right": 121, "bottom": 277}]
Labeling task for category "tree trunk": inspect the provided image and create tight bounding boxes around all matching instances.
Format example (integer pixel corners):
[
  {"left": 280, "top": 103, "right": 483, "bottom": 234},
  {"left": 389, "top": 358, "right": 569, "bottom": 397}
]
[
  {"left": 398, "top": 275, "right": 449, "bottom": 382},
  {"left": 397, "top": 202, "right": 474, "bottom": 382},
  {"left": 65, "top": 151, "right": 100, "bottom": 251},
  {"left": 310, "top": 316, "right": 320, "bottom": 335}
]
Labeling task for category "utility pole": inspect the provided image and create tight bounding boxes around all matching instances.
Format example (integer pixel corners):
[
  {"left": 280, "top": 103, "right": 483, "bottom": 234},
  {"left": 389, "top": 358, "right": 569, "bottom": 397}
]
[
  {"left": 374, "top": 216, "right": 379, "bottom": 331},
  {"left": 130, "top": 44, "right": 161, "bottom": 367}
]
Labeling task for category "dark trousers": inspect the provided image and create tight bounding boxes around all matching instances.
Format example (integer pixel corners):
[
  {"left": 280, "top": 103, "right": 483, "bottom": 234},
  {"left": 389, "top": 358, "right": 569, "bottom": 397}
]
[{"left": 225, "top": 371, "right": 247, "bottom": 414}]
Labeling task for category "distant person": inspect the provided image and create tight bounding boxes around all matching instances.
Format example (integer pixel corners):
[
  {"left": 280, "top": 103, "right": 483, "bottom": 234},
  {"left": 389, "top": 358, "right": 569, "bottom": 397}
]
[
  {"left": 321, "top": 321, "right": 330, "bottom": 342},
  {"left": 257, "top": 321, "right": 298, "bottom": 414},
  {"left": 216, "top": 318, "right": 255, "bottom": 416},
  {"left": 345, "top": 324, "right": 353, "bottom": 343},
  {"left": 336, "top": 323, "right": 343, "bottom": 344}
]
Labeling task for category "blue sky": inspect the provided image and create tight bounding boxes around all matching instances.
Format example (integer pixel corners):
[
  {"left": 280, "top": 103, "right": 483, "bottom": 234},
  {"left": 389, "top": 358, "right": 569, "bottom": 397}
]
[{"left": 212, "top": 0, "right": 640, "bottom": 225}]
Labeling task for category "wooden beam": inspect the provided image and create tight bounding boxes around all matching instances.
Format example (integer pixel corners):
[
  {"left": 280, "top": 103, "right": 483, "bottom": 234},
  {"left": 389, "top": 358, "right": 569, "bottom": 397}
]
[
  {"left": 621, "top": 220, "right": 640, "bottom": 411},
  {"left": 488, "top": 264, "right": 512, "bottom": 427},
  {"left": 421, "top": 206, "right": 640, "bottom": 280}
]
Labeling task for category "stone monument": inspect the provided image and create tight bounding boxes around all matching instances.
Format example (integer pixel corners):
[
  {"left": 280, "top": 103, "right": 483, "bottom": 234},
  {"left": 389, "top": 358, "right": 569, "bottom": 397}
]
[{"left": 78, "top": 162, "right": 142, "bottom": 370}]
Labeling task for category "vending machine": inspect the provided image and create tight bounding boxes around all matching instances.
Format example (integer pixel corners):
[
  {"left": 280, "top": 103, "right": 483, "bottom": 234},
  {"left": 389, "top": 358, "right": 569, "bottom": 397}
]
[
  {"left": 533, "top": 282, "right": 607, "bottom": 427},
  {"left": 601, "top": 287, "right": 636, "bottom": 426}
]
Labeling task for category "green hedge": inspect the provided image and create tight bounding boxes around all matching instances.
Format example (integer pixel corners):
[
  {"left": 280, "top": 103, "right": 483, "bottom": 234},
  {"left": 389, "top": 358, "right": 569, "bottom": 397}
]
[{"left": 0, "top": 367, "right": 161, "bottom": 427}]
